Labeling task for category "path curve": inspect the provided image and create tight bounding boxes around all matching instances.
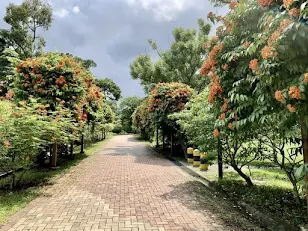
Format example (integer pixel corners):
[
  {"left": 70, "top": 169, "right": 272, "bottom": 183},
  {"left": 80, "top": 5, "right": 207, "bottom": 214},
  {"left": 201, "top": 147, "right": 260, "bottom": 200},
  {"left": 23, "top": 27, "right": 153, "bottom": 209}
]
[{"left": 2, "top": 135, "right": 238, "bottom": 231}]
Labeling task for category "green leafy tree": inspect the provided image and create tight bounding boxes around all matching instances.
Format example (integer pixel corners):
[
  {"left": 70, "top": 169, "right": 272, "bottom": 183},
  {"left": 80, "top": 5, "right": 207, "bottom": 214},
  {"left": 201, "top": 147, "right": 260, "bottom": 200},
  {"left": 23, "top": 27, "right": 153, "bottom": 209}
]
[
  {"left": 170, "top": 89, "right": 216, "bottom": 153},
  {"left": 0, "top": 0, "right": 52, "bottom": 59},
  {"left": 130, "top": 19, "right": 211, "bottom": 92},
  {"left": 201, "top": 0, "right": 308, "bottom": 197},
  {"left": 95, "top": 78, "right": 122, "bottom": 101},
  {"left": 119, "top": 96, "right": 143, "bottom": 133},
  {"left": 64, "top": 54, "right": 97, "bottom": 70},
  {"left": 0, "top": 47, "right": 20, "bottom": 95}
]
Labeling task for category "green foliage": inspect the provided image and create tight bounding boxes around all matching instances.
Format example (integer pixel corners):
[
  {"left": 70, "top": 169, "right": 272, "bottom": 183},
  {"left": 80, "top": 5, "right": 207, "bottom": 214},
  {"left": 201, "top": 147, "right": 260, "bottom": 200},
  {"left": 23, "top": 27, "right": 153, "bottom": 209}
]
[
  {"left": 200, "top": 0, "right": 308, "bottom": 196},
  {"left": 71, "top": 56, "right": 97, "bottom": 70},
  {"left": 171, "top": 89, "right": 216, "bottom": 152},
  {"left": 212, "top": 170, "right": 307, "bottom": 227},
  {"left": 0, "top": 0, "right": 53, "bottom": 59},
  {"left": 130, "top": 19, "right": 211, "bottom": 92},
  {"left": 0, "top": 47, "right": 20, "bottom": 96},
  {"left": 119, "top": 96, "right": 143, "bottom": 133},
  {"left": 95, "top": 78, "right": 122, "bottom": 101}
]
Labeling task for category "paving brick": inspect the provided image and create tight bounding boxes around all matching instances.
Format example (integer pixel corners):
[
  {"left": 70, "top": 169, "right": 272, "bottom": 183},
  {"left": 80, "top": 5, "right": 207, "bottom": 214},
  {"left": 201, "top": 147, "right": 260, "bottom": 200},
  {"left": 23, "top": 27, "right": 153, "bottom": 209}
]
[{"left": 1, "top": 135, "right": 235, "bottom": 231}]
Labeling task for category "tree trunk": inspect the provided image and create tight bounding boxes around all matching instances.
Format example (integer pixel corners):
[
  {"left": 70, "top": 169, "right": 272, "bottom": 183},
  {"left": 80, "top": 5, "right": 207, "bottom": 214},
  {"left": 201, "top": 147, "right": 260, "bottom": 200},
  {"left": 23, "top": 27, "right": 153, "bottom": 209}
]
[
  {"left": 51, "top": 142, "right": 58, "bottom": 168},
  {"left": 284, "top": 170, "right": 301, "bottom": 204},
  {"left": 218, "top": 139, "right": 223, "bottom": 179},
  {"left": 162, "top": 129, "right": 165, "bottom": 150},
  {"left": 10, "top": 172, "right": 16, "bottom": 190},
  {"left": 300, "top": 122, "right": 308, "bottom": 210},
  {"left": 156, "top": 126, "right": 159, "bottom": 148},
  {"left": 171, "top": 132, "right": 173, "bottom": 156},
  {"left": 80, "top": 135, "right": 85, "bottom": 154},
  {"left": 232, "top": 164, "right": 253, "bottom": 186},
  {"left": 70, "top": 141, "right": 74, "bottom": 159}
]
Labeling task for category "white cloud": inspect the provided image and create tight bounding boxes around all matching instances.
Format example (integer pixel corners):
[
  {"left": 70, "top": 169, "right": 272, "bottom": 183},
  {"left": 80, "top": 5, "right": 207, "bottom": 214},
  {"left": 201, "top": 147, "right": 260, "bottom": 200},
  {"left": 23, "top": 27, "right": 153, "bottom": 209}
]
[
  {"left": 54, "top": 8, "right": 70, "bottom": 18},
  {"left": 125, "top": 0, "right": 197, "bottom": 21},
  {"left": 72, "top": 6, "right": 80, "bottom": 14}
]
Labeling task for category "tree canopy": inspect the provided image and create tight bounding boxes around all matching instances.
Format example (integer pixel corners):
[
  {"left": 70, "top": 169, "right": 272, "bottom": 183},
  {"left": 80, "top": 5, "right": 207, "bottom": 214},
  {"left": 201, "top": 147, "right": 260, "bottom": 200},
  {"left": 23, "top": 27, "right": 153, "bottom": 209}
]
[
  {"left": 95, "top": 78, "right": 122, "bottom": 101},
  {"left": 0, "top": 0, "right": 52, "bottom": 59},
  {"left": 130, "top": 19, "right": 211, "bottom": 92}
]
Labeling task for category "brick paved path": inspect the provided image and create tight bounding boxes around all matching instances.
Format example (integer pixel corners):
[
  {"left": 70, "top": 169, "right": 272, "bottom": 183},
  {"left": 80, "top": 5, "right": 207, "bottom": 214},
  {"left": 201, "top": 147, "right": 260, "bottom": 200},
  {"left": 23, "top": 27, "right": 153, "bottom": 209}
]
[{"left": 1, "top": 135, "right": 237, "bottom": 231}]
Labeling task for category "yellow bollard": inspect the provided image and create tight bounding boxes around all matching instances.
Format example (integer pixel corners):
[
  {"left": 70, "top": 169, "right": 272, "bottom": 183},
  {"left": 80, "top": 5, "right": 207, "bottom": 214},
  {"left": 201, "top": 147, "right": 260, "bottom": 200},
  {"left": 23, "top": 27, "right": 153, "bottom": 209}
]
[
  {"left": 187, "top": 147, "right": 194, "bottom": 163},
  {"left": 200, "top": 152, "right": 209, "bottom": 171},
  {"left": 193, "top": 149, "right": 200, "bottom": 167}
]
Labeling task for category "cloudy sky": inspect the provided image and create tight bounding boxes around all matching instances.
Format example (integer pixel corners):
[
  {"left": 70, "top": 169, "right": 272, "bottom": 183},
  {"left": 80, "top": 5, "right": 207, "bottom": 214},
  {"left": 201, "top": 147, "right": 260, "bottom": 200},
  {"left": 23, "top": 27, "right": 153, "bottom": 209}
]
[{"left": 0, "top": 0, "right": 226, "bottom": 98}]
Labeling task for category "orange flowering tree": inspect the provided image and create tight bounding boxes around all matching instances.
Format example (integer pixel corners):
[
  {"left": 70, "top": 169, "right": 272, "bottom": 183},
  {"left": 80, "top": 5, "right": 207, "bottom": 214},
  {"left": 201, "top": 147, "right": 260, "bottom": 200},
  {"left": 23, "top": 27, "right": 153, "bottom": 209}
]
[
  {"left": 132, "top": 98, "right": 154, "bottom": 140},
  {"left": 12, "top": 53, "right": 104, "bottom": 166},
  {"left": 203, "top": 0, "right": 308, "bottom": 196},
  {"left": 148, "top": 82, "right": 194, "bottom": 126},
  {"left": 147, "top": 82, "right": 194, "bottom": 149},
  {"left": 14, "top": 53, "right": 103, "bottom": 123}
]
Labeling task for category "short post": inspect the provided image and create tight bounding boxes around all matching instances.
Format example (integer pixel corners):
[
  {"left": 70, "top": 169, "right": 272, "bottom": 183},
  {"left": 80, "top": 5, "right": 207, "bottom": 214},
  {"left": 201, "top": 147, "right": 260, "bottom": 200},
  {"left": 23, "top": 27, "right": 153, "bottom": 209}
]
[
  {"left": 193, "top": 149, "right": 200, "bottom": 167},
  {"left": 200, "top": 152, "right": 209, "bottom": 171},
  {"left": 187, "top": 147, "right": 194, "bottom": 163},
  {"left": 80, "top": 135, "right": 85, "bottom": 154}
]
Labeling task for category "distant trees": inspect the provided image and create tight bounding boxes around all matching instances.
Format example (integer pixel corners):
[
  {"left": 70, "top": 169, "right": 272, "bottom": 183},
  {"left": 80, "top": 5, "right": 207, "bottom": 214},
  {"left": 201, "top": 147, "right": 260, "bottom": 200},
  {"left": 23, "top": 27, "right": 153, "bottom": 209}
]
[{"left": 119, "top": 97, "right": 143, "bottom": 133}]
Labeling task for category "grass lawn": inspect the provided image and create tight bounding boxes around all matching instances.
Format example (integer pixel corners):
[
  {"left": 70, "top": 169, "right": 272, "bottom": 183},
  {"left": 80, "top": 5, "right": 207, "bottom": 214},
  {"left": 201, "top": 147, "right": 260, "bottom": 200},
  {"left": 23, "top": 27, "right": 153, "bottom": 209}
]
[
  {"left": 0, "top": 135, "right": 112, "bottom": 225},
  {"left": 207, "top": 168, "right": 307, "bottom": 227}
]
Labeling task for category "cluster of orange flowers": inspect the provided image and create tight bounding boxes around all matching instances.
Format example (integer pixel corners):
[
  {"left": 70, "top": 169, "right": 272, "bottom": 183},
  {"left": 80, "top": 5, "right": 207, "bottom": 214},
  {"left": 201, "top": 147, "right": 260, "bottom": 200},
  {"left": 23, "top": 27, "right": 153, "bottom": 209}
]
[
  {"left": 287, "top": 104, "right": 296, "bottom": 112},
  {"left": 249, "top": 59, "right": 258, "bottom": 70},
  {"left": 221, "top": 98, "right": 229, "bottom": 111},
  {"left": 274, "top": 90, "right": 284, "bottom": 102},
  {"left": 304, "top": 73, "right": 308, "bottom": 83},
  {"left": 5, "top": 90, "right": 14, "bottom": 101},
  {"left": 219, "top": 113, "right": 226, "bottom": 120},
  {"left": 55, "top": 76, "right": 67, "bottom": 87},
  {"left": 288, "top": 8, "right": 300, "bottom": 18},
  {"left": 213, "top": 129, "right": 220, "bottom": 137},
  {"left": 283, "top": 0, "right": 294, "bottom": 8},
  {"left": 87, "top": 85, "right": 103, "bottom": 101},
  {"left": 208, "top": 73, "right": 223, "bottom": 103},
  {"left": 268, "top": 19, "right": 292, "bottom": 46},
  {"left": 2, "top": 140, "right": 11, "bottom": 148},
  {"left": 243, "top": 41, "right": 251, "bottom": 48},
  {"left": 228, "top": 123, "right": 233, "bottom": 130},
  {"left": 221, "top": 64, "right": 229, "bottom": 71},
  {"left": 229, "top": 1, "right": 238, "bottom": 9},
  {"left": 201, "top": 43, "right": 224, "bottom": 76},
  {"left": 261, "top": 46, "right": 277, "bottom": 59},
  {"left": 257, "top": 0, "right": 274, "bottom": 9},
  {"left": 289, "top": 86, "right": 301, "bottom": 99}
]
